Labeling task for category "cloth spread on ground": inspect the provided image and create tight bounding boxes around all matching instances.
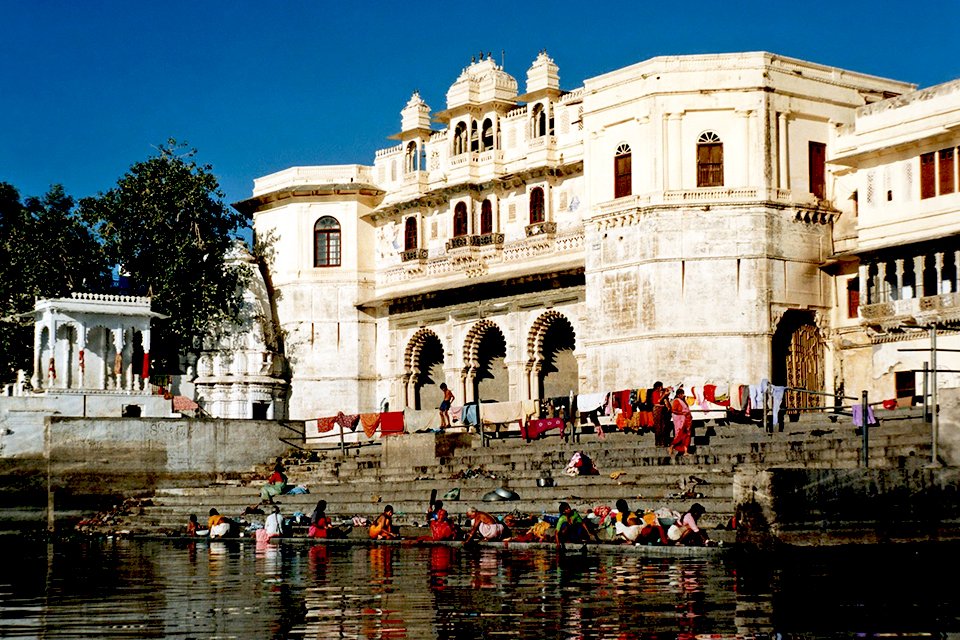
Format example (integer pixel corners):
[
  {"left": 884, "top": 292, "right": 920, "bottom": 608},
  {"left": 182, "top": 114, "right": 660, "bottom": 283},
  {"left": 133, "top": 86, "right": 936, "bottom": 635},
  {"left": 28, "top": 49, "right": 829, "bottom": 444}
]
[
  {"left": 379, "top": 411, "right": 405, "bottom": 436},
  {"left": 360, "top": 413, "right": 381, "bottom": 438},
  {"left": 480, "top": 401, "right": 524, "bottom": 425},
  {"left": 522, "top": 418, "right": 564, "bottom": 440}
]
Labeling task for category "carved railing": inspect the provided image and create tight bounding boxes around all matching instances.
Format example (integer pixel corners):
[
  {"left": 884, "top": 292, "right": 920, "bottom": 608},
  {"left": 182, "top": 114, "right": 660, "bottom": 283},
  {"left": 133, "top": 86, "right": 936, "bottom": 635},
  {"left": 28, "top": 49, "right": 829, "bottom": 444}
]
[
  {"left": 525, "top": 221, "right": 557, "bottom": 237},
  {"left": 400, "top": 249, "right": 428, "bottom": 262},
  {"left": 445, "top": 235, "right": 471, "bottom": 251},
  {"left": 860, "top": 292, "right": 960, "bottom": 328},
  {"left": 471, "top": 233, "right": 504, "bottom": 247}
]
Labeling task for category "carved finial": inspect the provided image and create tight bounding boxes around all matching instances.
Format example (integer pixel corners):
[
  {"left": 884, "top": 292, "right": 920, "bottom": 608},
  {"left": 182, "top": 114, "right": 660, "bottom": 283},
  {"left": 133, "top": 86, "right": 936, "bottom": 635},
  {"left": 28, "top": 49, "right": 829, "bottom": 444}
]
[
  {"left": 471, "top": 55, "right": 476, "bottom": 63},
  {"left": 478, "top": 51, "right": 484, "bottom": 61}
]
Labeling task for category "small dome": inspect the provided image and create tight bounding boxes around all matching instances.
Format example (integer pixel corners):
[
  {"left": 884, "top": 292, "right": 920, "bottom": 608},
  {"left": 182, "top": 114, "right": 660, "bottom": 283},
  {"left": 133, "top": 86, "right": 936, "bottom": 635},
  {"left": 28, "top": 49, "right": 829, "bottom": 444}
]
[
  {"left": 446, "top": 56, "right": 518, "bottom": 110},
  {"left": 526, "top": 50, "right": 560, "bottom": 95}
]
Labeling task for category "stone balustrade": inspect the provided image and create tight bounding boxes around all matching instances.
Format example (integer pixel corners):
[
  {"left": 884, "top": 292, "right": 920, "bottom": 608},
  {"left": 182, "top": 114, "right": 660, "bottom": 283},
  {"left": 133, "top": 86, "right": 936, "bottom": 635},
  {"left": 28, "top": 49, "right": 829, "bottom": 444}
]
[{"left": 71, "top": 292, "right": 151, "bottom": 304}]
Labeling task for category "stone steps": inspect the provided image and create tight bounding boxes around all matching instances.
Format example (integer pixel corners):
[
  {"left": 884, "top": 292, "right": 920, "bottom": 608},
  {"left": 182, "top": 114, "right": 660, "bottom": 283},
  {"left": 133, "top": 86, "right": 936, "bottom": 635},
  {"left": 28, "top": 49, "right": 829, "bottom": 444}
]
[{"left": 91, "top": 410, "right": 931, "bottom": 537}]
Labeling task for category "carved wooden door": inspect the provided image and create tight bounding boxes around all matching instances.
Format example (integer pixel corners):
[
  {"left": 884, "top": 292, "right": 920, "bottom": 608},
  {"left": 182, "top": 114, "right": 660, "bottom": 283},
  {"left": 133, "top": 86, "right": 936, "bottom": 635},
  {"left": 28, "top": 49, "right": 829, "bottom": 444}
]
[{"left": 786, "top": 323, "right": 824, "bottom": 411}]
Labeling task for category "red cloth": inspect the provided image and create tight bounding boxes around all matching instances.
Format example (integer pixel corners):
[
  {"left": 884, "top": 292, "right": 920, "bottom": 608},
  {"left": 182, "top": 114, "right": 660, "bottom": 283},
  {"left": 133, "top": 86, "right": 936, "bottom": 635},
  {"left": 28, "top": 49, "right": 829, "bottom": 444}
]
[
  {"left": 614, "top": 390, "right": 633, "bottom": 419},
  {"left": 379, "top": 411, "right": 404, "bottom": 436},
  {"left": 316, "top": 416, "right": 336, "bottom": 433},
  {"left": 336, "top": 412, "right": 360, "bottom": 431},
  {"left": 703, "top": 384, "right": 730, "bottom": 407},
  {"left": 521, "top": 418, "right": 564, "bottom": 440}
]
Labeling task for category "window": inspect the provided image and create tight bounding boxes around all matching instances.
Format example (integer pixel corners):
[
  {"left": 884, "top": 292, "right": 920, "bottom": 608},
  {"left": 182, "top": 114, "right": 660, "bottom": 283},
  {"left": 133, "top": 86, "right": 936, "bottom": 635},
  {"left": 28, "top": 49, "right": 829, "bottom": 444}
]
[
  {"left": 405, "top": 142, "right": 418, "bottom": 173},
  {"left": 252, "top": 402, "right": 269, "bottom": 420},
  {"left": 480, "top": 199, "right": 493, "bottom": 234},
  {"left": 453, "top": 122, "right": 467, "bottom": 155},
  {"left": 529, "top": 187, "right": 545, "bottom": 223},
  {"left": 846, "top": 278, "right": 860, "bottom": 319},
  {"left": 920, "top": 152, "right": 936, "bottom": 199},
  {"left": 614, "top": 144, "right": 632, "bottom": 199},
  {"left": 532, "top": 104, "right": 546, "bottom": 138},
  {"left": 481, "top": 119, "right": 494, "bottom": 151},
  {"left": 809, "top": 141, "right": 826, "bottom": 200},
  {"left": 895, "top": 371, "right": 916, "bottom": 402},
  {"left": 939, "top": 148, "right": 955, "bottom": 195},
  {"left": 314, "top": 216, "right": 341, "bottom": 267},
  {"left": 404, "top": 217, "right": 418, "bottom": 251},
  {"left": 697, "top": 132, "right": 724, "bottom": 187},
  {"left": 453, "top": 202, "right": 468, "bottom": 237}
]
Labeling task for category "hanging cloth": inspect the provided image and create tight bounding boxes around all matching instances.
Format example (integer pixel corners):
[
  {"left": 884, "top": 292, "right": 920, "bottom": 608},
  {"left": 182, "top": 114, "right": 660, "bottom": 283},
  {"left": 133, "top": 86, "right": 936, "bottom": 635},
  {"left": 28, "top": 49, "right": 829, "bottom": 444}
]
[{"left": 360, "top": 413, "right": 381, "bottom": 438}]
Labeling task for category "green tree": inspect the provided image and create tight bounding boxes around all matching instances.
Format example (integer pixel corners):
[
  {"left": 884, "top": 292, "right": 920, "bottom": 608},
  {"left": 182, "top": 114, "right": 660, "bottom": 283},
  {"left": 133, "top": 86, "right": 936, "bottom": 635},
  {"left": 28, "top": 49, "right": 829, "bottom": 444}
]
[
  {"left": 79, "top": 140, "right": 248, "bottom": 372},
  {"left": 0, "top": 183, "right": 108, "bottom": 380}
]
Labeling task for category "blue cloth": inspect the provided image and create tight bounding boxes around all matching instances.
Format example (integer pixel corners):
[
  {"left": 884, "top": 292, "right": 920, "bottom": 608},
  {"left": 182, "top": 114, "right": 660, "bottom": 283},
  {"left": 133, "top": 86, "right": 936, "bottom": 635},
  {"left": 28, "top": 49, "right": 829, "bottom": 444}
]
[
  {"left": 461, "top": 403, "right": 479, "bottom": 426},
  {"left": 771, "top": 385, "right": 786, "bottom": 425}
]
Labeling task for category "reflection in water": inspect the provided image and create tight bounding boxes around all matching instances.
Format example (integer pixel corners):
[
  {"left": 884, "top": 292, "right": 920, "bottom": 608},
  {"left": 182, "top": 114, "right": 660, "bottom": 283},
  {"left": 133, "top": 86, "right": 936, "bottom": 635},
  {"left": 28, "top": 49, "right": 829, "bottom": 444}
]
[{"left": 0, "top": 540, "right": 957, "bottom": 638}]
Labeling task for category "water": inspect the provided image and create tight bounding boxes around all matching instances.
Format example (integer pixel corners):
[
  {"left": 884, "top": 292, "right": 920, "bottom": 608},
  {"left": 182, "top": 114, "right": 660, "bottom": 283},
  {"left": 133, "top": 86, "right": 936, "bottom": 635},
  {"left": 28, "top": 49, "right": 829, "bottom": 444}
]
[{"left": 0, "top": 538, "right": 956, "bottom": 639}]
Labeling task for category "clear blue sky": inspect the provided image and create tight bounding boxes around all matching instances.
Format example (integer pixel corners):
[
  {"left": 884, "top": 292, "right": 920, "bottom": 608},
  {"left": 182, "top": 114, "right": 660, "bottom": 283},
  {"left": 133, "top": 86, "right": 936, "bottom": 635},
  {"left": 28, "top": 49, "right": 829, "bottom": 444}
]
[{"left": 2, "top": 0, "right": 959, "bottom": 224}]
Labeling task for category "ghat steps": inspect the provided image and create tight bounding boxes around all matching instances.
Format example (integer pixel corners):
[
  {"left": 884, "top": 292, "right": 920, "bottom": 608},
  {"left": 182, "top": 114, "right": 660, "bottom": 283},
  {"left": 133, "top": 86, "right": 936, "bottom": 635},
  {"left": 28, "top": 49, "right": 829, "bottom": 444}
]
[{"left": 95, "top": 408, "right": 932, "bottom": 536}]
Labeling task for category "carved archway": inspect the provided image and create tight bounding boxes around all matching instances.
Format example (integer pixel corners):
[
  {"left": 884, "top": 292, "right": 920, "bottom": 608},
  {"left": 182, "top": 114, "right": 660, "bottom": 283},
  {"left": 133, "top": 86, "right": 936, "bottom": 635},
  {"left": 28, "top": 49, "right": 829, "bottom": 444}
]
[
  {"left": 773, "top": 310, "right": 825, "bottom": 418},
  {"left": 403, "top": 328, "right": 445, "bottom": 409},
  {"left": 527, "top": 311, "right": 578, "bottom": 399},
  {"left": 462, "top": 320, "right": 507, "bottom": 402}
]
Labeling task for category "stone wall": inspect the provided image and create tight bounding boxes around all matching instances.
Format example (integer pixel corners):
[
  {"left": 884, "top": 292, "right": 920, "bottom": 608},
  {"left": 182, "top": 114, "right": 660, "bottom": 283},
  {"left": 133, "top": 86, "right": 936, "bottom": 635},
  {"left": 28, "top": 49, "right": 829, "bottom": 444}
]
[
  {"left": 734, "top": 467, "right": 960, "bottom": 548},
  {"left": 0, "top": 416, "right": 295, "bottom": 509}
]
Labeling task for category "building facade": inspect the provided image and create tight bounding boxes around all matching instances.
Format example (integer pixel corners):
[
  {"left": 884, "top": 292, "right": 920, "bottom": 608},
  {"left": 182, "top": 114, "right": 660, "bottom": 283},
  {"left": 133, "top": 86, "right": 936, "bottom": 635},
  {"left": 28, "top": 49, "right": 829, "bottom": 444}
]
[{"left": 236, "top": 51, "right": 936, "bottom": 421}]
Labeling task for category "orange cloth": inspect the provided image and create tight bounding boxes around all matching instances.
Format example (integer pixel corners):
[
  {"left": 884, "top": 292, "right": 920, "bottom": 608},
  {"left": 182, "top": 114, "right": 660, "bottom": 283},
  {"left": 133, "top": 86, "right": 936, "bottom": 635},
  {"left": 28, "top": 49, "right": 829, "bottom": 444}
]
[
  {"left": 360, "top": 413, "right": 381, "bottom": 438},
  {"left": 316, "top": 416, "right": 336, "bottom": 433}
]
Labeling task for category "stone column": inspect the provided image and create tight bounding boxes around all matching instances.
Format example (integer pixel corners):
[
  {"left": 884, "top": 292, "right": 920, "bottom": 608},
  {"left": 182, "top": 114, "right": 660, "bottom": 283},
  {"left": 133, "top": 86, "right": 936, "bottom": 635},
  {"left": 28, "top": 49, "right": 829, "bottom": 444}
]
[
  {"left": 505, "top": 358, "right": 526, "bottom": 401},
  {"left": 934, "top": 252, "right": 944, "bottom": 295},
  {"left": 876, "top": 262, "right": 887, "bottom": 302},
  {"left": 47, "top": 319, "right": 56, "bottom": 388},
  {"left": 736, "top": 109, "right": 752, "bottom": 187},
  {"left": 859, "top": 263, "right": 869, "bottom": 307},
  {"left": 77, "top": 322, "right": 86, "bottom": 389},
  {"left": 141, "top": 327, "right": 151, "bottom": 390},
  {"left": 32, "top": 322, "right": 43, "bottom": 389},
  {"left": 913, "top": 256, "right": 924, "bottom": 298},
  {"left": 777, "top": 112, "right": 790, "bottom": 190},
  {"left": 112, "top": 328, "right": 124, "bottom": 391},
  {"left": 666, "top": 112, "right": 683, "bottom": 190}
]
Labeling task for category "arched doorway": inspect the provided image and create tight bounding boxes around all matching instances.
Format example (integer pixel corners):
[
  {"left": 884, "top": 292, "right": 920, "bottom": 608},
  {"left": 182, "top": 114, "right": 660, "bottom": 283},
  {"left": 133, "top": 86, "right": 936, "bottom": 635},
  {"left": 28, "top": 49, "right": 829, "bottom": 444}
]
[
  {"left": 404, "top": 329, "right": 445, "bottom": 410},
  {"left": 463, "top": 321, "right": 508, "bottom": 402},
  {"left": 772, "top": 310, "right": 824, "bottom": 413},
  {"left": 527, "top": 311, "right": 578, "bottom": 400}
]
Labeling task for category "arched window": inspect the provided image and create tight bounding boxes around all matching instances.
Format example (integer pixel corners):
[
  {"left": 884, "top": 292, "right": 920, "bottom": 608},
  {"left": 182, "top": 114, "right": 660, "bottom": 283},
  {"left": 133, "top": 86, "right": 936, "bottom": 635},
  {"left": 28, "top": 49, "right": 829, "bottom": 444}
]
[
  {"left": 614, "top": 143, "right": 632, "bottom": 199},
  {"left": 453, "top": 202, "right": 468, "bottom": 237},
  {"left": 470, "top": 121, "right": 479, "bottom": 152},
  {"left": 481, "top": 118, "right": 494, "bottom": 151},
  {"left": 529, "top": 187, "right": 545, "bottom": 224},
  {"left": 481, "top": 199, "right": 493, "bottom": 234},
  {"left": 454, "top": 122, "right": 467, "bottom": 155},
  {"left": 697, "top": 131, "right": 724, "bottom": 187},
  {"left": 314, "top": 216, "right": 341, "bottom": 267},
  {"left": 404, "top": 217, "right": 418, "bottom": 251},
  {"left": 405, "top": 141, "right": 418, "bottom": 173},
  {"left": 531, "top": 104, "right": 546, "bottom": 138}
]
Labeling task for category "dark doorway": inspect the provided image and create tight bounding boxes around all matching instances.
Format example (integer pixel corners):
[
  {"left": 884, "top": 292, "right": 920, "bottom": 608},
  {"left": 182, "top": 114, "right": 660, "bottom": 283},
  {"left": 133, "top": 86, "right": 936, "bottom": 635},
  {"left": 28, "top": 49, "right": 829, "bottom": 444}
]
[
  {"left": 473, "top": 328, "right": 508, "bottom": 402},
  {"left": 538, "top": 316, "right": 578, "bottom": 399},
  {"left": 414, "top": 334, "right": 445, "bottom": 411},
  {"left": 772, "top": 310, "right": 824, "bottom": 413}
]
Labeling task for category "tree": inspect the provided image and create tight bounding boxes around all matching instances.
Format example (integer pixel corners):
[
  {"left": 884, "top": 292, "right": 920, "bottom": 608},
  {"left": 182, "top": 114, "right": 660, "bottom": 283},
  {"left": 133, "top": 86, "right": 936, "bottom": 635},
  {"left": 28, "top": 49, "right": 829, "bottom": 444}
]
[
  {"left": 79, "top": 140, "right": 249, "bottom": 373},
  {"left": 0, "top": 183, "right": 108, "bottom": 381}
]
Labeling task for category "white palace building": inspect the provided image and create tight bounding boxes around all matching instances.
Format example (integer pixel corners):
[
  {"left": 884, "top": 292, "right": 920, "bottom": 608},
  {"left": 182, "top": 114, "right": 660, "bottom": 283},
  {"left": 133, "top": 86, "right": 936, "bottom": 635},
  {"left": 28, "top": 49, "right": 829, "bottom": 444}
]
[{"left": 229, "top": 51, "right": 960, "bottom": 424}]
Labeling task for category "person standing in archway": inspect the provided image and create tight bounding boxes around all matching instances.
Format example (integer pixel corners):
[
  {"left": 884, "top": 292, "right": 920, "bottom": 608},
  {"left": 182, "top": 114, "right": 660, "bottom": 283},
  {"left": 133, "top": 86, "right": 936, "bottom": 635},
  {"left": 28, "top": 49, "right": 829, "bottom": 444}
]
[{"left": 439, "top": 383, "right": 454, "bottom": 429}]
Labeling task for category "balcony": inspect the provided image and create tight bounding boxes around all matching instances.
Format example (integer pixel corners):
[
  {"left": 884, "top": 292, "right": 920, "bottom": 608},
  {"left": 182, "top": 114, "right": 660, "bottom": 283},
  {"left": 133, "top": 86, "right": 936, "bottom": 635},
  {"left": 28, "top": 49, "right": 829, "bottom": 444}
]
[
  {"left": 860, "top": 292, "right": 960, "bottom": 332},
  {"left": 444, "top": 233, "right": 504, "bottom": 251},
  {"left": 525, "top": 221, "right": 557, "bottom": 237},
  {"left": 400, "top": 249, "right": 428, "bottom": 262}
]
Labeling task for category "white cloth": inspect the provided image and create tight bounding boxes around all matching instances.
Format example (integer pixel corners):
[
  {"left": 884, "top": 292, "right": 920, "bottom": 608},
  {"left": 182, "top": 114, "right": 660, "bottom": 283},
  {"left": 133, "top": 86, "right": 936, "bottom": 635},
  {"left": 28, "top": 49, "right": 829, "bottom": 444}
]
[
  {"left": 614, "top": 521, "right": 643, "bottom": 542},
  {"left": 265, "top": 512, "right": 283, "bottom": 536},
  {"left": 478, "top": 522, "right": 505, "bottom": 540},
  {"left": 480, "top": 401, "right": 523, "bottom": 425},
  {"left": 210, "top": 522, "right": 231, "bottom": 538},
  {"left": 577, "top": 392, "right": 606, "bottom": 413}
]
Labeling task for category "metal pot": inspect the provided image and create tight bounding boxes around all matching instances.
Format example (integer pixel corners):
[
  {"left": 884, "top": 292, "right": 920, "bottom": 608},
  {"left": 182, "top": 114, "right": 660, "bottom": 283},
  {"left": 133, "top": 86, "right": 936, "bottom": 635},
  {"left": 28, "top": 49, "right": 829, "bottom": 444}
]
[{"left": 536, "top": 477, "right": 554, "bottom": 488}]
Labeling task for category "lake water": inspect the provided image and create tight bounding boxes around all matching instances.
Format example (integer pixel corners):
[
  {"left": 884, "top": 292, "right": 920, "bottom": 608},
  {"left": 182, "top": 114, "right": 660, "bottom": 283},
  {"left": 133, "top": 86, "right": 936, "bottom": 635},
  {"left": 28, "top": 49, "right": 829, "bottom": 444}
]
[{"left": 0, "top": 538, "right": 956, "bottom": 639}]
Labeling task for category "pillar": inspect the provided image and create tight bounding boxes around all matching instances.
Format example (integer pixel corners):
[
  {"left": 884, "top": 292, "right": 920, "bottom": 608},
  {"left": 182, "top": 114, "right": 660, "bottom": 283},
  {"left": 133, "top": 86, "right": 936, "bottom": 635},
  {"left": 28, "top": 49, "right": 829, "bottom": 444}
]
[
  {"left": 112, "top": 328, "right": 124, "bottom": 391},
  {"left": 777, "top": 112, "right": 790, "bottom": 190},
  {"left": 141, "top": 327, "right": 151, "bottom": 390},
  {"left": 32, "top": 322, "right": 43, "bottom": 389},
  {"left": 77, "top": 323, "right": 86, "bottom": 389},
  {"left": 934, "top": 252, "right": 944, "bottom": 295},
  {"left": 894, "top": 258, "right": 905, "bottom": 301},
  {"left": 877, "top": 262, "right": 888, "bottom": 302},
  {"left": 736, "top": 109, "right": 752, "bottom": 187},
  {"left": 858, "top": 263, "right": 869, "bottom": 307},
  {"left": 666, "top": 112, "right": 683, "bottom": 190}
]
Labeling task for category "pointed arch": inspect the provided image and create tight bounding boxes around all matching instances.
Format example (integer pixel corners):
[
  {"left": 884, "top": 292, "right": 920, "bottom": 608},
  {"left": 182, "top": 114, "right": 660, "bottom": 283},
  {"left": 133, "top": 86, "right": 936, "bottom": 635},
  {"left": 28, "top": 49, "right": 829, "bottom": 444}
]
[
  {"left": 527, "top": 311, "right": 578, "bottom": 399},
  {"left": 462, "top": 319, "right": 508, "bottom": 402},
  {"left": 403, "top": 328, "right": 445, "bottom": 410}
]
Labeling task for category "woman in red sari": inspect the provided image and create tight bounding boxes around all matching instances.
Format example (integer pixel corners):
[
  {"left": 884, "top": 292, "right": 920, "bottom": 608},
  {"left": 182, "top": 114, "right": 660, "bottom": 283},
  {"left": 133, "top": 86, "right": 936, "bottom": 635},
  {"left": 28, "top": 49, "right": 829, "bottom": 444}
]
[
  {"left": 651, "top": 381, "right": 672, "bottom": 447},
  {"left": 671, "top": 388, "right": 693, "bottom": 455},
  {"left": 428, "top": 500, "right": 458, "bottom": 540}
]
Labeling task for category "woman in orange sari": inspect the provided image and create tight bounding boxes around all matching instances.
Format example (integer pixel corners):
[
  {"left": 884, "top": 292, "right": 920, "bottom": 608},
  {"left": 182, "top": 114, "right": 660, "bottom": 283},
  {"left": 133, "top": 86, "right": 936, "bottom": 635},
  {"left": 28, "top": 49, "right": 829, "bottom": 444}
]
[{"left": 671, "top": 388, "right": 693, "bottom": 455}]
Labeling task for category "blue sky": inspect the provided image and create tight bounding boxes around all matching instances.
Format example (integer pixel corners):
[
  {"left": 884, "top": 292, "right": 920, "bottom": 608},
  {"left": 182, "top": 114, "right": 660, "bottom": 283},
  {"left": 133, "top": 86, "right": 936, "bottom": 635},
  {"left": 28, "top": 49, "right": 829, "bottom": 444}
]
[{"left": 2, "top": 0, "right": 959, "bottom": 224}]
